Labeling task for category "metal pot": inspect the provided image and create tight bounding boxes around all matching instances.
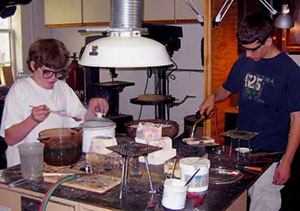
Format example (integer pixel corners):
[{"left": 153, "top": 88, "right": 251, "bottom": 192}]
[
  {"left": 38, "top": 128, "right": 82, "bottom": 166},
  {"left": 82, "top": 114, "right": 116, "bottom": 153}
]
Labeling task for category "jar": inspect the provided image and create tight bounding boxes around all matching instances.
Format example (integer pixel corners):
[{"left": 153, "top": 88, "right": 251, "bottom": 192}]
[{"left": 82, "top": 113, "right": 116, "bottom": 153}]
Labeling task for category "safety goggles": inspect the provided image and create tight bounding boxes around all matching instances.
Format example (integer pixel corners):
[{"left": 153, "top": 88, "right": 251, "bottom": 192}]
[{"left": 238, "top": 36, "right": 269, "bottom": 52}]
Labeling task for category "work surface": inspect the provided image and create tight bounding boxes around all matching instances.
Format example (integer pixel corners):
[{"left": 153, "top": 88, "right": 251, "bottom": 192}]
[{"left": 0, "top": 136, "right": 282, "bottom": 211}]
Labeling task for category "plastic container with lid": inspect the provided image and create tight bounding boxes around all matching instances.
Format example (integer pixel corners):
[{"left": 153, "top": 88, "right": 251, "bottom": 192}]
[
  {"left": 82, "top": 113, "right": 116, "bottom": 153},
  {"left": 179, "top": 157, "right": 210, "bottom": 192},
  {"left": 162, "top": 178, "right": 188, "bottom": 210}
]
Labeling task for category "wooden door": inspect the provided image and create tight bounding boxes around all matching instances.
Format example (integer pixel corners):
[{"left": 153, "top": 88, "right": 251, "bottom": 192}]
[{"left": 203, "top": 0, "right": 239, "bottom": 144}]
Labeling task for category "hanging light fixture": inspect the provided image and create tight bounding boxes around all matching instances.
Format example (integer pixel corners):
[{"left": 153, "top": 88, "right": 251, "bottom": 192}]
[
  {"left": 79, "top": 0, "right": 172, "bottom": 68},
  {"left": 273, "top": 4, "right": 294, "bottom": 29}
]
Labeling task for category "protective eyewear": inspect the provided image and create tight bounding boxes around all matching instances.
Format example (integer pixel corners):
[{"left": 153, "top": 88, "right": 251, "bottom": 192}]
[
  {"left": 240, "top": 42, "right": 264, "bottom": 52},
  {"left": 238, "top": 36, "right": 268, "bottom": 52},
  {"left": 38, "top": 68, "right": 67, "bottom": 80}
]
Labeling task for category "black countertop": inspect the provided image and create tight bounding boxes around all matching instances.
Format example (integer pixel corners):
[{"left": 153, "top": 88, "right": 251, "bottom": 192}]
[{"left": 0, "top": 136, "right": 282, "bottom": 211}]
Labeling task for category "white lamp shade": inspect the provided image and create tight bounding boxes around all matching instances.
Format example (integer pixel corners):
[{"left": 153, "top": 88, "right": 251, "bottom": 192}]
[
  {"left": 79, "top": 35, "right": 172, "bottom": 68},
  {"left": 273, "top": 4, "right": 294, "bottom": 29},
  {"left": 273, "top": 14, "right": 294, "bottom": 29}
]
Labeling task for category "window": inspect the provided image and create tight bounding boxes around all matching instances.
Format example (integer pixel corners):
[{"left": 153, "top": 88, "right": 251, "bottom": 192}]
[{"left": 0, "top": 18, "right": 15, "bottom": 86}]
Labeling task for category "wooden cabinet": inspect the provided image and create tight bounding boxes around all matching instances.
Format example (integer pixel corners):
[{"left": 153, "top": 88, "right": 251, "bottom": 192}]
[
  {"left": 82, "top": 0, "right": 110, "bottom": 26},
  {"left": 143, "top": 0, "right": 204, "bottom": 23},
  {"left": 45, "top": 0, "right": 110, "bottom": 27},
  {"left": 44, "top": 0, "right": 82, "bottom": 26},
  {"left": 226, "top": 190, "right": 247, "bottom": 211},
  {"left": 175, "top": 0, "right": 204, "bottom": 22},
  {"left": 0, "top": 183, "right": 116, "bottom": 211},
  {"left": 143, "top": 0, "right": 175, "bottom": 22},
  {"left": 79, "top": 203, "right": 111, "bottom": 211},
  {"left": 44, "top": 0, "right": 204, "bottom": 27},
  {"left": 0, "top": 184, "right": 78, "bottom": 211},
  {"left": 0, "top": 186, "right": 20, "bottom": 210}
]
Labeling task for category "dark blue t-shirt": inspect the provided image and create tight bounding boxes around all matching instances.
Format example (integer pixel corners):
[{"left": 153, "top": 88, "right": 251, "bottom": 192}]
[{"left": 223, "top": 52, "right": 300, "bottom": 151}]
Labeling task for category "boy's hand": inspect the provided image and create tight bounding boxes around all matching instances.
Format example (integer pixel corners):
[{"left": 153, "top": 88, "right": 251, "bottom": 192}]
[
  {"left": 31, "top": 105, "right": 50, "bottom": 123},
  {"left": 88, "top": 98, "right": 109, "bottom": 116},
  {"left": 199, "top": 95, "right": 215, "bottom": 117}
]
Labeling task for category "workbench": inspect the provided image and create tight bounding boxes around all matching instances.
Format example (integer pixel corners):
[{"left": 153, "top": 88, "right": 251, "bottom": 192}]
[{"left": 0, "top": 137, "right": 281, "bottom": 211}]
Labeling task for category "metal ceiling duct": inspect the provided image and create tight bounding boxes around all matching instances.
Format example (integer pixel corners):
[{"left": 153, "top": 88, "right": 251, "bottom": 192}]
[
  {"left": 79, "top": 0, "right": 172, "bottom": 68},
  {"left": 110, "top": 0, "right": 142, "bottom": 29}
]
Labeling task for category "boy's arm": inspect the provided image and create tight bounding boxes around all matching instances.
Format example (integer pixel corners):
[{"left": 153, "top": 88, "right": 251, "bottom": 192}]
[
  {"left": 5, "top": 105, "right": 49, "bottom": 146},
  {"left": 273, "top": 111, "right": 300, "bottom": 185},
  {"left": 199, "top": 85, "right": 232, "bottom": 116}
]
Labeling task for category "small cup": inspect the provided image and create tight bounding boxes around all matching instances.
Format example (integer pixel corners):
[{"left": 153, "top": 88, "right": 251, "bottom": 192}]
[{"left": 18, "top": 142, "right": 44, "bottom": 179}]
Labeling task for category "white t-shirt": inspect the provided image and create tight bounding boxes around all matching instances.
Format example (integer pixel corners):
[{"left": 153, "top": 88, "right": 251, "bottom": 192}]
[{"left": 0, "top": 77, "right": 87, "bottom": 167}]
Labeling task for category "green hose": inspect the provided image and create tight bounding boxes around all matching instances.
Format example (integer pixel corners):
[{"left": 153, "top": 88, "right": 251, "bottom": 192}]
[{"left": 42, "top": 175, "right": 76, "bottom": 211}]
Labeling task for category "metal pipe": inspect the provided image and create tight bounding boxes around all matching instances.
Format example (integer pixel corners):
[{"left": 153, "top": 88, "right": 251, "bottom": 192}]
[{"left": 110, "top": 0, "right": 142, "bottom": 28}]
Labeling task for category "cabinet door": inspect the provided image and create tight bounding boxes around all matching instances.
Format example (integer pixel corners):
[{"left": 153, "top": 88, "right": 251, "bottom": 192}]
[
  {"left": 46, "top": 201, "right": 77, "bottom": 211},
  {"left": 143, "top": 0, "right": 175, "bottom": 21},
  {"left": 0, "top": 187, "right": 21, "bottom": 210},
  {"left": 79, "top": 203, "right": 111, "bottom": 211},
  {"left": 44, "top": 0, "right": 82, "bottom": 26},
  {"left": 83, "top": 0, "right": 110, "bottom": 25},
  {"left": 175, "top": 0, "right": 204, "bottom": 21}
]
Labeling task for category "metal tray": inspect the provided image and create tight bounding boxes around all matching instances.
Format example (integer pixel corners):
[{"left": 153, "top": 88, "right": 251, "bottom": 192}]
[
  {"left": 220, "top": 130, "right": 259, "bottom": 141},
  {"left": 182, "top": 136, "right": 219, "bottom": 148},
  {"left": 209, "top": 167, "right": 243, "bottom": 185}
]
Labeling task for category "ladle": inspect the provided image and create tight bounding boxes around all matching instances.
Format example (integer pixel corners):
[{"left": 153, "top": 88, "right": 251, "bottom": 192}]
[
  {"left": 29, "top": 105, "right": 82, "bottom": 121},
  {"left": 48, "top": 109, "right": 82, "bottom": 121}
]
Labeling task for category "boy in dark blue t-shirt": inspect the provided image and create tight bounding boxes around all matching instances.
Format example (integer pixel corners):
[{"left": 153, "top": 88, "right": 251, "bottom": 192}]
[{"left": 200, "top": 12, "right": 300, "bottom": 211}]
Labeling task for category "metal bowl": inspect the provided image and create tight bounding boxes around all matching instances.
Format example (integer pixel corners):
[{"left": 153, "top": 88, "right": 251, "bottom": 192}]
[
  {"left": 38, "top": 128, "right": 82, "bottom": 166},
  {"left": 124, "top": 119, "right": 179, "bottom": 139}
]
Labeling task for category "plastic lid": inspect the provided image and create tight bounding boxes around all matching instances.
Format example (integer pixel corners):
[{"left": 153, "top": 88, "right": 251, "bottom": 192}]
[
  {"left": 82, "top": 116, "right": 116, "bottom": 128},
  {"left": 179, "top": 157, "right": 210, "bottom": 169},
  {"left": 235, "top": 147, "right": 251, "bottom": 153}
]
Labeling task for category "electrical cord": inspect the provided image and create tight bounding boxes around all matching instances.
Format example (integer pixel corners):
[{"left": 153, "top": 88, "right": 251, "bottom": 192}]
[
  {"left": 166, "top": 59, "right": 178, "bottom": 94},
  {"left": 39, "top": 175, "right": 76, "bottom": 211},
  {"left": 166, "top": 58, "right": 178, "bottom": 80},
  {"left": 138, "top": 68, "right": 151, "bottom": 120}
]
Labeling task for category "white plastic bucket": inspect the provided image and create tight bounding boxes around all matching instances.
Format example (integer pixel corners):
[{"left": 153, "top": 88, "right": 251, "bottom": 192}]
[
  {"left": 179, "top": 157, "right": 210, "bottom": 192},
  {"left": 82, "top": 114, "right": 116, "bottom": 153},
  {"left": 82, "top": 126, "right": 115, "bottom": 153},
  {"left": 162, "top": 179, "right": 187, "bottom": 210}
]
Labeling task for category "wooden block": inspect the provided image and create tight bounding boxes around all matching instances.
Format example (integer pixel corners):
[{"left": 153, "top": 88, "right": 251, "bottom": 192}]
[{"left": 44, "top": 174, "right": 121, "bottom": 194}]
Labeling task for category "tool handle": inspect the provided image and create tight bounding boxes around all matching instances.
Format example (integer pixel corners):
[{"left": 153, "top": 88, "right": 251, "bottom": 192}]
[
  {"left": 244, "top": 166, "right": 263, "bottom": 172},
  {"left": 8, "top": 177, "right": 28, "bottom": 188},
  {"left": 193, "top": 195, "right": 205, "bottom": 205},
  {"left": 184, "top": 168, "right": 200, "bottom": 186}
]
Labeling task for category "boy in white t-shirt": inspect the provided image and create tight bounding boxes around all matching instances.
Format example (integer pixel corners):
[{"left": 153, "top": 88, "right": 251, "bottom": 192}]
[{"left": 0, "top": 38, "right": 109, "bottom": 167}]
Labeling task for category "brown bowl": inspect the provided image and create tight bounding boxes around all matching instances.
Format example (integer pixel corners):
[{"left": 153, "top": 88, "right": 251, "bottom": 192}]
[
  {"left": 38, "top": 128, "right": 82, "bottom": 166},
  {"left": 124, "top": 119, "right": 179, "bottom": 139}
]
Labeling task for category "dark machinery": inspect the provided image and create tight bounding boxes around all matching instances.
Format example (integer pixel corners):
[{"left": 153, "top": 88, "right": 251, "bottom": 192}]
[{"left": 0, "top": 0, "right": 32, "bottom": 18}]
